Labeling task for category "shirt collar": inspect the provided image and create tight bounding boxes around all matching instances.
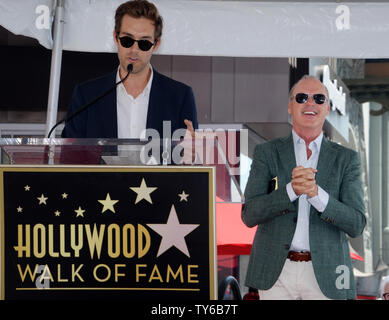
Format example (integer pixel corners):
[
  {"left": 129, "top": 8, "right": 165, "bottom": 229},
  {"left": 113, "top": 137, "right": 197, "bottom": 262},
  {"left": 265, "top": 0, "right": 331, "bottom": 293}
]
[
  {"left": 292, "top": 129, "right": 323, "bottom": 152},
  {"left": 116, "top": 64, "right": 154, "bottom": 98}
]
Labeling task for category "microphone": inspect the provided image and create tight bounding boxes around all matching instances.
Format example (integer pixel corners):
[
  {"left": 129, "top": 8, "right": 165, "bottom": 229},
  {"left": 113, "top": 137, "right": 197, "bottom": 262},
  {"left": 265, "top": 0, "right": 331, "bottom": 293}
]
[{"left": 47, "top": 64, "right": 133, "bottom": 138}]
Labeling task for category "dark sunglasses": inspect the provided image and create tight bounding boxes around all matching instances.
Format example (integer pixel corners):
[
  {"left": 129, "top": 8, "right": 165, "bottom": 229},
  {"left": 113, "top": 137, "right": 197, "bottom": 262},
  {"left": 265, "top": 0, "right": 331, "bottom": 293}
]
[
  {"left": 293, "top": 93, "right": 327, "bottom": 105},
  {"left": 117, "top": 35, "right": 155, "bottom": 51}
]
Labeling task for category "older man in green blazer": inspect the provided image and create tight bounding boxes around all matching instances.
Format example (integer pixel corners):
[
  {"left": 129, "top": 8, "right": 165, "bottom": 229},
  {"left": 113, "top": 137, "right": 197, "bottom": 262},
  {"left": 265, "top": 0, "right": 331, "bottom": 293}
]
[{"left": 242, "top": 75, "right": 366, "bottom": 300}]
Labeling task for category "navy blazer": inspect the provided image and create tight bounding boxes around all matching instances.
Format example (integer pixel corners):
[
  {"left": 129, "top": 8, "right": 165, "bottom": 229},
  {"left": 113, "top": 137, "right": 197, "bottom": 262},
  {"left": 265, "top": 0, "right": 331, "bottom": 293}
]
[{"left": 61, "top": 69, "right": 198, "bottom": 138}]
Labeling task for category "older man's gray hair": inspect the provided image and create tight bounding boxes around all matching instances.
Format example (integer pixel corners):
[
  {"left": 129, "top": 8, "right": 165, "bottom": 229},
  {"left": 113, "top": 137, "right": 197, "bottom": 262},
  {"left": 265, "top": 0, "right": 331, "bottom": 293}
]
[{"left": 289, "top": 75, "right": 329, "bottom": 101}]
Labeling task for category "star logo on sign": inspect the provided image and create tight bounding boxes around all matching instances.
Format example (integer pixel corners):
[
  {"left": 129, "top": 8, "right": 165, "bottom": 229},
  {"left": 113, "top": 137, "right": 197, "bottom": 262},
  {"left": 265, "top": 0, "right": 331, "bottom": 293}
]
[
  {"left": 24, "top": 185, "right": 30, "bottom": 191},
  {"left": 98, "top": 193, "right": 119, "bottom": 213},
  {"left": 130, "top": 178, "right": 157, "bottom": 204},
  {"left": 74, "top": 206, "right": 85, "bottom": 217},
  {"left": 178, "top": 191, "right": 189, "bottom": 202},
  {"left": 37, "top": 194, "right": 48, "bottom": 205},
  {"left": 147, "top": 205, "right": 199, "bottom": 257},
  {"left": 17, "top": 206, "right": 23, "bottom": 213}
]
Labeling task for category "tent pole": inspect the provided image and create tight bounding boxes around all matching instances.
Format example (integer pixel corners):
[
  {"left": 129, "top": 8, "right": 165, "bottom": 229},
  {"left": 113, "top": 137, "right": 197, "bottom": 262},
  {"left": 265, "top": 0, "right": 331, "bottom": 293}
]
[{"left": 45, "top": 0, "right": 65, "bottom": 138}]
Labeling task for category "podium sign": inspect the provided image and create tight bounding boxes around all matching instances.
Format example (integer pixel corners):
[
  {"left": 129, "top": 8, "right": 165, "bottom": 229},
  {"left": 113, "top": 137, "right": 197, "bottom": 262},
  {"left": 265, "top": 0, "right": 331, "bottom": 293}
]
[{"left": 0, "top": 166, "right": 216, "bottom": 300}]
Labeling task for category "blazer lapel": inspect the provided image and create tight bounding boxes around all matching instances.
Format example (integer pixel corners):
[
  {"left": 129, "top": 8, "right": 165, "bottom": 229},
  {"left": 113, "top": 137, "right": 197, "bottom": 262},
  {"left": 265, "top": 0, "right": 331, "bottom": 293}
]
[
  {"left": 276, "top": 134, "right": 298, "bottom": 212},
  {"left": 276, "top": 134, "right": 296, "bottom": 180},
  {"left": 315, "top": 137, "right": 335, "bottom": 190},
  {"left": 146, "top": 69, "right": 163, "bottom": 135},
  {"left": 101, "top": 70, "right": 118, "bottom": 138}
]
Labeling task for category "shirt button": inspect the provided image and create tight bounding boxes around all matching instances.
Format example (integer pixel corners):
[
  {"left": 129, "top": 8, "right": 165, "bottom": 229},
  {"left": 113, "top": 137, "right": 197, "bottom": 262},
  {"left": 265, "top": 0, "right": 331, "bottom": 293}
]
[{"left": 282, "top": 209, "right": 289, "bottom": 215}]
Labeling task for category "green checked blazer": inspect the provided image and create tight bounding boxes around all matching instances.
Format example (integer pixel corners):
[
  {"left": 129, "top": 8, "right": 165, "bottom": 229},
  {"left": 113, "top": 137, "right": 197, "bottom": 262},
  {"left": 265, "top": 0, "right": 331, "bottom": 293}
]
[{"left": 242, "top": 134, "right": 366, "bottom": 300}]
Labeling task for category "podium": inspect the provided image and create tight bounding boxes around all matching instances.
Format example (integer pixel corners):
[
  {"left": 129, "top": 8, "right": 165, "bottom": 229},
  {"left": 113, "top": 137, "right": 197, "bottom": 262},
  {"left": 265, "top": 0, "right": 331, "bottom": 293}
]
[{"left": 0, "top": 137, "right": 246, "bottom": 300}]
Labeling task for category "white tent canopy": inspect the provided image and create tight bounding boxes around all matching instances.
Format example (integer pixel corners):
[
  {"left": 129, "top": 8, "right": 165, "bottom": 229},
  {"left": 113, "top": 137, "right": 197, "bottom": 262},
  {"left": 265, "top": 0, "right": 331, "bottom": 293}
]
[
  {"left": 1, "top": 0, "right": 389, "bottom": 58},
  {"left": 1, "top": 0, "right": 388, "bottom": 135}
]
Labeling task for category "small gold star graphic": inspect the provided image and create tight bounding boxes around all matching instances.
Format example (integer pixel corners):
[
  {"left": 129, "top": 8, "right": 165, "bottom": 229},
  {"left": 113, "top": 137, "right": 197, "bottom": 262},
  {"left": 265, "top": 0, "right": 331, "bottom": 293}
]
[
  {"left": 37, "top": 194, "right": 48, "bottom": 205},
  {"left": 130, "top": 178, "right": 157, "bottom": 204},
  {"left": 98, "top": 193, "right": 119, "bottom": 213},
  {"left": 178, "top": 191, "right": 189, "bottom": 202},
  {"left": 54, "top": 210, "right": 61, "bottom": 217},
  {"left": 17, "top": 206, "right": 23, "bottom": 213},
  {"left": 24, "top": 185, "right": 30, "bottom": 191},
  {"left": 61, "top": 193, "right": 68, "bottom": 199},
  {"left": 74, "top": 206, "right": 85, "bottom": 217}
]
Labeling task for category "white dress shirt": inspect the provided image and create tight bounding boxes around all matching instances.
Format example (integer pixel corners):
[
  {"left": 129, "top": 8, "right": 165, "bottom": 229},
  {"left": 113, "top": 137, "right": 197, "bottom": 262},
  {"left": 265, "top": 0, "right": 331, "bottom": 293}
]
[
  {"left": 116, "top": 66, "right": 153, "bottom": 139},
  {"left": 286, "top": 130, "right": 329, "bottom": 252}
]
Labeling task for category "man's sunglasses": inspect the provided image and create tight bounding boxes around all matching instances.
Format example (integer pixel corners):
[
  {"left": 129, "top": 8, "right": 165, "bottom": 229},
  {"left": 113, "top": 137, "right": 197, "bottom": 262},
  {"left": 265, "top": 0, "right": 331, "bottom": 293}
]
[
  {"left": 117, "top": 35, "right": 155, "bottom": 51},
  {"left": 293, "top": 93, "right": 327, "bottom": 105}
]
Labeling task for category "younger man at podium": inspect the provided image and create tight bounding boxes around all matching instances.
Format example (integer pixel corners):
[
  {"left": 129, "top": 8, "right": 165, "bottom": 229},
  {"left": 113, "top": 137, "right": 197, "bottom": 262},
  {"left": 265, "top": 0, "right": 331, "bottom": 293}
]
[{"left": 61, "top": 0, "right": 198, "bottom": 140}]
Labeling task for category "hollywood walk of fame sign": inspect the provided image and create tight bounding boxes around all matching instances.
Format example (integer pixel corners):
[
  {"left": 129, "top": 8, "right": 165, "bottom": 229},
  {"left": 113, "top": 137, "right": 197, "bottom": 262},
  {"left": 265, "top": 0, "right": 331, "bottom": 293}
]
[{"left": 0, "top": 166, "right": 216, "bottom": 300}]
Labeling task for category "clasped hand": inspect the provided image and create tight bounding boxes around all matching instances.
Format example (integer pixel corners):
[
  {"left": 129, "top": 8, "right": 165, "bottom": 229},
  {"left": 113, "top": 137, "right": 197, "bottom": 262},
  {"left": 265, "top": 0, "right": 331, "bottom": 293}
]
[{"left": 291, "top": 166, "right": 318, "bottom": 198}]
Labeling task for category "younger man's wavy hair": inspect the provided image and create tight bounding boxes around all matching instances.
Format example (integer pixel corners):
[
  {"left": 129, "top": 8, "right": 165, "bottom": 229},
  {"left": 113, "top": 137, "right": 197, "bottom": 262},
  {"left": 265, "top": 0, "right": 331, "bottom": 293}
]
[{"left": 114, "top": 0, "right": 163, "bottom": 40}]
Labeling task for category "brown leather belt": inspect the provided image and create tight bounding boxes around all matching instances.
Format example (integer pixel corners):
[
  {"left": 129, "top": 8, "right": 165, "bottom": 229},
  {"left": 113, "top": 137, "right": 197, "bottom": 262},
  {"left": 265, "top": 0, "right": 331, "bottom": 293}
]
[{"left": 287, "top": 251, "right": 312, "bottom": 262}]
